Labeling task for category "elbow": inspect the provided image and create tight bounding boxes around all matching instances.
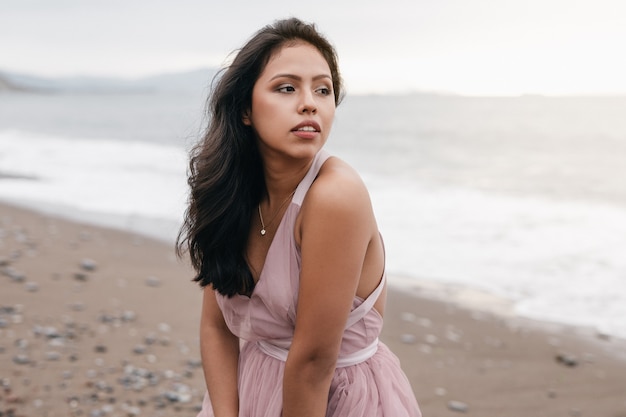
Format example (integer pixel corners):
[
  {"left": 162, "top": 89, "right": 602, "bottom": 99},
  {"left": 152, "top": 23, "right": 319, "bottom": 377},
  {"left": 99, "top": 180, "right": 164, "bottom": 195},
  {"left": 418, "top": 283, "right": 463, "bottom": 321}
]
[{"left": 285, "top": 349, "right": 337, "bottom": 384}]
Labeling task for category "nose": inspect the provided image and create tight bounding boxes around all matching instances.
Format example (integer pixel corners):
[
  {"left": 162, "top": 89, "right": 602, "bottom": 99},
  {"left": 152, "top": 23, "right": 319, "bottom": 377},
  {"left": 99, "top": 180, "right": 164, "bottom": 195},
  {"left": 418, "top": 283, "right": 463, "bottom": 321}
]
[{"left": 298, "top": 90, "right": 317, "bottom": 114}]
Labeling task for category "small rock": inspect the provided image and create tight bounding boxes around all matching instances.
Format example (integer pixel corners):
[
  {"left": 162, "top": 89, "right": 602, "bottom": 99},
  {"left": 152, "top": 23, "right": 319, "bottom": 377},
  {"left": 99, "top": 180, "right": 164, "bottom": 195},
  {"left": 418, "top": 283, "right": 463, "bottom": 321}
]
[
  {"left": 24, "top": 281, "right": 39, "bottom": 292},
  {"left": 146, "top": 276, "right": 161, "bottom": 287},
  {"left": 133, "top": 345, "right": 147, "bottom": 355},
  {"left": 400, "top": 312, "right": 416, "bottom": 322},
  {"left": 121, "top": 310, "right": 136, "bottom": 322},
  {"left": 400, "top": 333, "right": 417, "bottom": 344},
  {"left": 90, "top": 409, "right": 105, "bottom": 417},
  {"left": 4, "top": 267, "right": 25, "bottom": 282},
  {"left": 122, "top": 404, "right": 141, "bottom": 416},
  {"left": 418, "top": 318, "right": 432, "bottom": 328},
  {"left": 45, "top": 351, "right": 62, "bottom": 361},
  {"left": 94, "top": 345, "right": 108, "bottom": 354},
  {"left": 80, "top": 259, "right": 97, "bottom": 271},
  {"left": 0, "top": 317, "right": 9, "bottom": 328},
  {"left": 144, "top": 333, "right": 157, "bottom": 345},
  {"left": 0, "top": 257, "right": 9, "bottom": 266},
  {"left": 186, "top": 358, "right": 202, "bottom": 369},
  {"left": 13, "top": 354, "right": 31, "bottom": 365},
  {"left": 69, "top": 302, "right": 86, "bottom": 312},
  {"left": 74, "top": 272, "right": 89, "bottom": 282},
  {"left": 448, "top": 400, "right": 469, "bottom": 413},
  {"left": 556, "top": 353, "right": 579, "bottom": 367},
  {"left": 15, "top": 338, "right": 29, "bottom": 348}
]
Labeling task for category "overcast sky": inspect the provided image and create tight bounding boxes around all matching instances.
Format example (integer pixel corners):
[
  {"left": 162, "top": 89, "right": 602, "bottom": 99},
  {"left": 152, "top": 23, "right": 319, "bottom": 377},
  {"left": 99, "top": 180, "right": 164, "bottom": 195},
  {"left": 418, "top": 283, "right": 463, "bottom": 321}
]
[{"left": 2, "top": 0, "right": 625, "bottom": 95}]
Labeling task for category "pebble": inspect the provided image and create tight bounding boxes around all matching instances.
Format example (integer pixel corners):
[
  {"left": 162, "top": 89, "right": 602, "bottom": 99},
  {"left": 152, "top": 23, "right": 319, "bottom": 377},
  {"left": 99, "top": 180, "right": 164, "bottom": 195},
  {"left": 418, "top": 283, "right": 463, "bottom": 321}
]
[
  {"left": 447, "top": 400, "right": 469, "bottom": 413},
  {"left": 400, "top": 312, "right": 416, "bottom": 322},
  {"left": 186, "top": 358, "right": 202, "bottom": 369},
  {"left": 162, "top": 382, "right": 192, "bottom": 403},
  {"left": 133, "top": 344, "right": 147, "bottom": 355},
  {"left": 121, "top": 310, "right": 137, "bottom": 322},
  {"left": 145, "top": 333, "right": 157, "bottom": 345},
  {"left": 45, "top": 351, "right": 62, "bottom": 361},
  {"left": 146, "top": 276, "right": 161, "bottom": 287},
  {"left": 15, "top": 338, "right": 29, "bottom": 348},
  {"left": 13, "top": 354, "right": 31, "bottom": 365},
  {"left": 417, "top": 317, "right": 432, "bottom": 328},
  {"left": 80, "top": 258, "right": 97, "bottom": 271},
  {"left": 400, "top": 333, "right": 417, "bottom": 344},
  {"left": 74, "top": 272, "right": 89, "bottom": 281},
  {"left": 3, "top": 267, "right": 25, "bottom": 282},
  {"left": 69, "top": 301, "right": 86, "bottom": 311},
  {"left": 94, "top": 344, "right": 108, "bottom": 354},
  {"left": 555, "top": 353, "right": 579, "bottom": 367},
  {"left": 33, "top": 325, "right": 62, "bottom": 339},
  {"left": 24, "top": 281, "right": 39, "bottom": 292},
  {"left": 122, "top": 404, "right": 141, "bottom": 416}
]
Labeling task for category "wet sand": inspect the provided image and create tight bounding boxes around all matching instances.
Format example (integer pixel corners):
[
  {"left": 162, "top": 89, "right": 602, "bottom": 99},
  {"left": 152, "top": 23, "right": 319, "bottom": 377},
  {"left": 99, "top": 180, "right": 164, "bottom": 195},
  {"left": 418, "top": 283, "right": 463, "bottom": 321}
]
[{"left": 1, "top": 202, "right": 625, "bottom": 416}]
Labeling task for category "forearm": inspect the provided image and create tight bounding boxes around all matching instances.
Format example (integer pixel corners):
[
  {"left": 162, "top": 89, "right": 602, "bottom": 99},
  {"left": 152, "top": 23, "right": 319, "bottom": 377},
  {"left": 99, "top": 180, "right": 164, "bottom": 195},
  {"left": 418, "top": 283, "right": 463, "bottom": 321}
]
[
  {"left": 282, "top": 355, "right": 335, "bottom": 417},
  {"left": 200, "top": 324, "right": 240, "bottom": 417}
]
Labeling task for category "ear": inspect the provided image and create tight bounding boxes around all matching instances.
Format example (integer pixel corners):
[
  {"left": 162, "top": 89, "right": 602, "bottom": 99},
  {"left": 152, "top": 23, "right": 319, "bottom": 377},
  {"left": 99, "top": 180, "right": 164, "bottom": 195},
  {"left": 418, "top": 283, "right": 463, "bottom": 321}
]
[{"left": 242, "top": 109, "right": 251, "bottom": 126}]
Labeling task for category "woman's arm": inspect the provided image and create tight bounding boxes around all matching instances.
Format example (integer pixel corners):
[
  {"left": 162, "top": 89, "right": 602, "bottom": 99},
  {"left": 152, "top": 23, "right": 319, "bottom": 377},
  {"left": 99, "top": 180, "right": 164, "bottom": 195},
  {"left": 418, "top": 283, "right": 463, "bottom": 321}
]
[
  {"left": 283, "top": 163, "right": 377, "bottom": 417},
  {"left": 199, "top": 286, "right": 240, "bottom": 417}
]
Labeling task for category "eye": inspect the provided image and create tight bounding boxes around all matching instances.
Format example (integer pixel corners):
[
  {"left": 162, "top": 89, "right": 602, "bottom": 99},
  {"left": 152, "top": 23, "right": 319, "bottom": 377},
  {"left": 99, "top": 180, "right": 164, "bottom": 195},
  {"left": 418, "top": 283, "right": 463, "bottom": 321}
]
[
  {"left": 316, "top": 86, "right": 332, "bottom": 96},
  {"left": 276, "top": 84, "right": 296, "bottom": 93}
]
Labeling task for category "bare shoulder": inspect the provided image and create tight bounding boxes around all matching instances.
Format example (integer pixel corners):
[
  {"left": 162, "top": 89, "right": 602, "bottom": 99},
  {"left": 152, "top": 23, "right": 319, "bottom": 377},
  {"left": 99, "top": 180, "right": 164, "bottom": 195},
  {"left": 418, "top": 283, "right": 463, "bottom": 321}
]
[
  {"left": 306, "top": 156, "right": 372, "bottom": 213},
  {"left": 296, "top": 156, "right": 376, "bottom": 242}
]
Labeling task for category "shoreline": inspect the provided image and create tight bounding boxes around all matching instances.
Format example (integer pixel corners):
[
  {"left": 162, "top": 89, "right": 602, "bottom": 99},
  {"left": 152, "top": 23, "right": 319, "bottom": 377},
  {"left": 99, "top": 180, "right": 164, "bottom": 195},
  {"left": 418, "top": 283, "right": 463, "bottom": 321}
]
[{"left": 2, "top": 201, "right": 626, "bottom": 416}]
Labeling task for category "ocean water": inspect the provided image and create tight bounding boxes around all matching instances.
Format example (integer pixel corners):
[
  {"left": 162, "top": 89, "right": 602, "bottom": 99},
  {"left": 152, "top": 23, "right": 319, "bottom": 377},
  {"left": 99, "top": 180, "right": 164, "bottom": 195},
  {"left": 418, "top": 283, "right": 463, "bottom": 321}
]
[{"left": 1, "top": 91, "right": 625, "bottom": 339}]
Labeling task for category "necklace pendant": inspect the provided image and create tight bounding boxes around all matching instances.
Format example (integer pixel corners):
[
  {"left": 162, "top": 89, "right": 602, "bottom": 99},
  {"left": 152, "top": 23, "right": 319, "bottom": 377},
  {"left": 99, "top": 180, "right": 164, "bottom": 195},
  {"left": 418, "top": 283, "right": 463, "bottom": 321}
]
[{"left": 260, "top": 228, "right": 266, "bottom": 236}]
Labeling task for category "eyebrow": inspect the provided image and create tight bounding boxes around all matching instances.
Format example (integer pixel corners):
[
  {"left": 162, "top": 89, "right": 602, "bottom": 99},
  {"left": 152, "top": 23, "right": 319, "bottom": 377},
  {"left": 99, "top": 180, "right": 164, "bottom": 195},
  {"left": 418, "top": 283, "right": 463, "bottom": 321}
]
[{"left": 269, "top": 73, "right": 332, "bottom": 82}]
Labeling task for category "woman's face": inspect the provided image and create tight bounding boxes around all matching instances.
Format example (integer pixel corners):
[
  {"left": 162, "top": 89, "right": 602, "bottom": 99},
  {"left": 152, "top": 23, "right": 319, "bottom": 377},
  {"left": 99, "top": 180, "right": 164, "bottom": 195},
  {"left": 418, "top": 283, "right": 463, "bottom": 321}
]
[{"left": 244, "top": 41, "right": 336, "bottom": 162}]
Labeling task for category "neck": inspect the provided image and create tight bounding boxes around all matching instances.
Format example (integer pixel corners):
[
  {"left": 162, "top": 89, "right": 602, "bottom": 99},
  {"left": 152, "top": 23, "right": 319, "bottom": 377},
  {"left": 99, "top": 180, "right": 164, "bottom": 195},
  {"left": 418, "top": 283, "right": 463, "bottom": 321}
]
[{"left": 261, "top": 158, "right": 313, "bottom": 206}]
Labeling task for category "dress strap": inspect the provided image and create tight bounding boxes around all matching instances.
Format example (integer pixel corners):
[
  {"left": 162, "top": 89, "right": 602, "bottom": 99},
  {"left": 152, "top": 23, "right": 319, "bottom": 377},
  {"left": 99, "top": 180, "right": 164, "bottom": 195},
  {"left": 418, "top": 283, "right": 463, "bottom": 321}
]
[
  {"left": 344, "top": 232, "right": 387, "bottom": 329},
  {"left": 293, "top": 150, "right": 331, "bottom": 206},
  {"left": 344, "top": 272, "right": 386, "bottom": 329}
]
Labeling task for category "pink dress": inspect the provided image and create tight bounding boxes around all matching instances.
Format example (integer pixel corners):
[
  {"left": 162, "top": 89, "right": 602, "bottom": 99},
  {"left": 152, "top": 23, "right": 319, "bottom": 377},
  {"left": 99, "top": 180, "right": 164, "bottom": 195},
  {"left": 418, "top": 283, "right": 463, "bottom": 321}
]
[{"left": 198, "top": 150, "right": 421, "bottom": 417}]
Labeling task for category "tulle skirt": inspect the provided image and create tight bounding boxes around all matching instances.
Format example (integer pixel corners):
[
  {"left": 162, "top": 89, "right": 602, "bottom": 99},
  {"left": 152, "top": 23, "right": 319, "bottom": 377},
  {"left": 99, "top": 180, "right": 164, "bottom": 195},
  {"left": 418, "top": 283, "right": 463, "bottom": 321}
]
[{"left": 197, "top": 341, "right": 421, "bottom": 417}]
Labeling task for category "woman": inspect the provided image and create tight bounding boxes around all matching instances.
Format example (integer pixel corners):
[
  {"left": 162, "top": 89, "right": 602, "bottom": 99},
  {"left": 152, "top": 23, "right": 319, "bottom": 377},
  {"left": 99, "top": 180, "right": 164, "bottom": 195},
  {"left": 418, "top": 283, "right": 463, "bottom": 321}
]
[{"left": 178, "top": 17, "right": 421, "bottom": 417}]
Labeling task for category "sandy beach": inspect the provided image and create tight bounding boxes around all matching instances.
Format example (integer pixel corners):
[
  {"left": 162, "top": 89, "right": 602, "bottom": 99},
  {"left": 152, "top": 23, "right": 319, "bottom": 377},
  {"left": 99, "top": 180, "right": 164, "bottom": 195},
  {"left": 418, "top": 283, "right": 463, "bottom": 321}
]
[{"left": 1, "top": 202, "right": 625, "bottom": 417}]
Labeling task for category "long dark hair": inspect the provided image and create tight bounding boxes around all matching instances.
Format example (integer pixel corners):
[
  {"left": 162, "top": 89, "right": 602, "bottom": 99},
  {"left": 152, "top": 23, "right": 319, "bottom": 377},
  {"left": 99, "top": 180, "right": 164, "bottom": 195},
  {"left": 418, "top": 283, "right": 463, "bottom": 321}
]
[{"left": 177, "top": 17, "right": 344, "bottom": 297}]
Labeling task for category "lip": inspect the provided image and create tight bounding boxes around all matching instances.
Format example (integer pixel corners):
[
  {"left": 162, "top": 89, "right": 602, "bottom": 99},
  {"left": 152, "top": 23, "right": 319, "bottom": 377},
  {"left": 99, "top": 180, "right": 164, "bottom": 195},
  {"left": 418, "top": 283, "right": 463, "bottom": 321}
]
[{"left": 291, "top": 121, "right": 321, "bottom": 132}]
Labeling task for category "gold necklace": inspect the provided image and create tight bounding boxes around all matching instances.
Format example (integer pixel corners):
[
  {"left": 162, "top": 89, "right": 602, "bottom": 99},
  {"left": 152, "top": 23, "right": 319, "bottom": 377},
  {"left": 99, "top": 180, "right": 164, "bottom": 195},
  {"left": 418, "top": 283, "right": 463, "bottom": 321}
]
[{"left": 258, "top": 190, "right": 296, "bottom": 236}]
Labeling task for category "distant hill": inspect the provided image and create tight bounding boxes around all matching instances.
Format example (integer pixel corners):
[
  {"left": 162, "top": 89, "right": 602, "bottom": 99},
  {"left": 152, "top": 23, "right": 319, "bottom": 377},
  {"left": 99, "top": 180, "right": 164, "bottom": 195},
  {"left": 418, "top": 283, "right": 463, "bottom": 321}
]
[
  {"left": 0, "top": 68, "right": 219, "bottom": 94},
  {"left": 0, "top": 74, "right": 25, "bottom": 92}
]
